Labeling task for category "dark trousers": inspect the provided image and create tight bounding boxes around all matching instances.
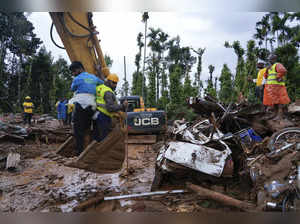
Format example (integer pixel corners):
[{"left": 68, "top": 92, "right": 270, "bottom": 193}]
[
  {"left": 73, "top": 103, "right": 94, "bottom": 155},
  {"left": 66, "top": 112, "right": 72, "bottom": 125},
  {"left": 94, "top": 111, "right": 112, "bottom": 142},
  {"left": 255, "top": 85, "right": 264, "bottom": 102},
  {"left": 23, "top": 113, "right": 32, "bottom": 125}
]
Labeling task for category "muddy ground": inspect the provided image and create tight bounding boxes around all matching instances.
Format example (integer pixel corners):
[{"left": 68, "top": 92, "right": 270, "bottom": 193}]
[{"left": 0, "top": 119, "right": 255, "bottom": 212}]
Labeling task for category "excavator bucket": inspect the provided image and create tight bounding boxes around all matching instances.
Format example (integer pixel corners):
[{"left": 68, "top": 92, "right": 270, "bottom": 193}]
[{"left": 56, "top": 113, "right": 126, "bottom": 173}]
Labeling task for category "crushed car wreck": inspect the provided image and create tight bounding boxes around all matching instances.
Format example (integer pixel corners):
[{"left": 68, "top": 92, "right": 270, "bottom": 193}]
[
  {"left": 151, "top": 96, "right": 300, "bottom": 212},
  {"left": 152, "top": 118, "right": 236, "bottom": 191}
]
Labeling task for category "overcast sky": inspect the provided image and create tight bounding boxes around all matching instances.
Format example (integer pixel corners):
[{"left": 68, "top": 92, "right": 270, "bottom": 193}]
[{"left": 28, "top": 12, "right": 266, "bottom": 89}]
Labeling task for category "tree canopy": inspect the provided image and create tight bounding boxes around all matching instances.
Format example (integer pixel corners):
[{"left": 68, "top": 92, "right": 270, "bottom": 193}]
[{"left": 1, "top": 12, "right": 299, "bottom": 120}]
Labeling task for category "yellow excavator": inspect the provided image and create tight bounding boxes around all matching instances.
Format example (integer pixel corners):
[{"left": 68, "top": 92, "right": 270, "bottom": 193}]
[{"left": 49, "top": 12, "right": 126, "bottom": 174}]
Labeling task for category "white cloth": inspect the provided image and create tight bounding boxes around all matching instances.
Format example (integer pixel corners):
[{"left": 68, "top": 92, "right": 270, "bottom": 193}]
[
  {"left": 92, "top": 111, "right": 99, "bottom": 120},
  {"left": 72, "top": 93, "right": 96, "bottom": 110}
]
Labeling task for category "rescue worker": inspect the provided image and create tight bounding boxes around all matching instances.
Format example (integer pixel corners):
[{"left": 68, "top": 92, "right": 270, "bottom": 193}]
[
  {"left": 66, "top": 99, "right": 75, "bottom": 125},
  {"left": 56, "top": 98, "right": 65, "bottom": 127},
  {"left": 263, "top": 54, "right": 291, "bottom": 120},
  {"left": 254, "top": 61, "right": 267, "bottom": 102},
  {"left": 23, "top": 96, "right": 34, "bottom": 125},
  {"left": 94, "top": 73, "right": 128, "bottom": 142},
  {"left": 69, "top": 61, "right": 104, "bottom": 156}
]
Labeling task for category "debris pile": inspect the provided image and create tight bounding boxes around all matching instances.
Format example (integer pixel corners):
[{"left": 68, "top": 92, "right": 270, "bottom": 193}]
[
  {"left": 0, "top": 115, "right": 71, "bottom": 173},
  {"left": 0, "top": 97, "right": 299, "bottom": 213},
  {"left": 152, "top": 96, "right": 300, "bottom": 212}
]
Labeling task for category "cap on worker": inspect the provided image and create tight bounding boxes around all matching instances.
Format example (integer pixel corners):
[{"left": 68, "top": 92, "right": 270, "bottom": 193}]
[
  {"left": 25, "top": 96, "right": 31, "bottom": 100},
  {"left": 107, "top": 73, "right": 119, "bottom": 83}
]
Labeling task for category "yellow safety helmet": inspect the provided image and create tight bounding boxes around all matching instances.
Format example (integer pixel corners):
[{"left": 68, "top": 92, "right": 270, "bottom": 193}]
[
  {"left": 107, "top": 73, "right": 119, "bottom": 83},
  {"left": 25, "top": 96, "right": 31, "bottom": 100}
]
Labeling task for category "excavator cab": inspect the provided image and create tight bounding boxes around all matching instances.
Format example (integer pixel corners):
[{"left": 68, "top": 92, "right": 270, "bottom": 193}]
[
  {"left": 50, "top": 12, "right": 126, "bottom": 173},
  {"left": 119, "top": 96, "right": 141, "bottom": 112}
]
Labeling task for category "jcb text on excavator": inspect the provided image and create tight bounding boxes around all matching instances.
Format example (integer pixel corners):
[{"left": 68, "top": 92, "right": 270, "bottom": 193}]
[{"left": 119, "top": 96, "right": 166, "bottom": 134}]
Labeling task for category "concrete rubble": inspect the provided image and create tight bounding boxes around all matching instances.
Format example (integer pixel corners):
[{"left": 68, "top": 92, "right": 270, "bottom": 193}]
[{"left": 0, "top": 97, "right": 299, "bottom": 213}]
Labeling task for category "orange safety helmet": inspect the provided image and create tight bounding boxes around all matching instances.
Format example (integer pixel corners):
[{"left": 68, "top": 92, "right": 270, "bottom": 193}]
[{"left": 107, "top": 73, "right": 119, "bottom": 83}]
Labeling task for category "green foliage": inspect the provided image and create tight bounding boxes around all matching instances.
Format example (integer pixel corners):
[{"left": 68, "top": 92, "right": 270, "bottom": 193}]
[
  {"left": 3, "top": 11, "right": 300, "bottom": 117},
  {"left": 0, "top": 12, "right": 41, "bottom": 112},
  {"left": 191, "top": 48, "right": 205, "bottom": 95},
  {"left": 120, "top": 80, "right": 129, "bottom": 97},
  {"left": 183, "top": 74, "right": 197, "bottom": 100},
  {"left": 253, "top": 12, "right": 300, "bottom": 101},
  {"left": 204, "top": 65, "right": 217, "bottom": 97},
  {"left": 146, "top": 69, "right": 156, "bottom": 107},
  {"left": 244, "top": 40, "right": 258, "bottom": 103},
  {"left": 274, "top": 43, "right": 300, "bottom": 101},
  {"left": 1, "top": 12, "right": 41, "bottom": 56},
  {"left": 225, "top": 40, "right": 246, "bottom": 100},
  {"left": 219, "top": 64, "right": 234, "bottom": 103},
  {"left": 169, "top": 65, "right": 183, "bottom": 105},
  {"left": 52, "top": 57, "right": 73, "bottom": 101},
  {"left": 104, "top": 54, "right": 113, "bottom": 67},
  {"left": 131, "top": 71, "right": 142, "bottom": 95},
  {"left": 132, "top": 32, "right": 144, "bottom": 96},
  {"left": 30, "top": 47, "right": 54, "bottom": 113},
  {"left": 166, "top": 103, "right": 198, "bottom": 122}
]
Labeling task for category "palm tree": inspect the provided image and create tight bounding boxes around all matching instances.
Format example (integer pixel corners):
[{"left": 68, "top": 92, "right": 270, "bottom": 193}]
[
  {"left": 141, "top": 12, "right": 149, "bottom": 100},
  {"left": 147, "top": 28, "right": 169, "bottom": 103},
  {"left": 133, "top": 32, "right": 144, "bottom": 95},
  {"left": 270, "top": 12, "right": 281, "bottom": 48},
  {"left": 191, "top": 47, "right": 205, "bottom": 96},
  {"left": 255, "top": 14, "right": 271, "bottom": 50}
]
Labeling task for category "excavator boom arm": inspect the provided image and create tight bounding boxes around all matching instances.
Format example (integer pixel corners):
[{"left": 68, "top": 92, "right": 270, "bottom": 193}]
[
  {"left": 49, "top": 12, "right": 109, "bottom": 79},
  {"left": 50, "top": 12, "right": 126, "bottom": 174}
]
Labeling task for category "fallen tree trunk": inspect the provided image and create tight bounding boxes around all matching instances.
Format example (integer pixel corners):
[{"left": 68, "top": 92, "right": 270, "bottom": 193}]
[
  {"left": 73, "top": 195, "right": 104, "bottom": 211},
  {"left": 186, "top": 183, "right": 256, "bottom": 211}
]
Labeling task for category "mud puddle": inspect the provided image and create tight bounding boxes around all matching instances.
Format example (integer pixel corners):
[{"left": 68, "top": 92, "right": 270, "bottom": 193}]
[{"left": 0, "top": 141, "right": 156, "bottom": 212}]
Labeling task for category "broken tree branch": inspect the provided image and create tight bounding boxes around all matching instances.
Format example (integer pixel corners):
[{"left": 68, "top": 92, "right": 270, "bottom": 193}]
[
  {"left": 186, "top": 183, "right": 256, "bottom": 211},
  {"left": 73, "top": 195, "right": 104, "bottom": 211}
]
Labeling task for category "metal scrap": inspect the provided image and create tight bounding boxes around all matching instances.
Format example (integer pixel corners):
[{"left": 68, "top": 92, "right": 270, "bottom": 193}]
[
  {"left": 157, "top": 141, "right": 231, "bottom": 177},
  {"left": 104, "top": 189, "right": 186, "bottom": 201},
  {"left": 0, "top": 121, "right": 29, "bottom": 137},
  {"left": 153, "top": 96, "right": 300, "bottom": 213},
  {"left": 5, "top": 153, "right": 20, "bottom": 170}
]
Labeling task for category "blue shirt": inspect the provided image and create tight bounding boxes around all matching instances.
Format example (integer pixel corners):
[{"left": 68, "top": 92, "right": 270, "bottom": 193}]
[
  {"left": 57, "top": 100, "right": 67, "bottom": 114},
  {"left": 71, "top": 72, "right": 103, "bottom": 95}
]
